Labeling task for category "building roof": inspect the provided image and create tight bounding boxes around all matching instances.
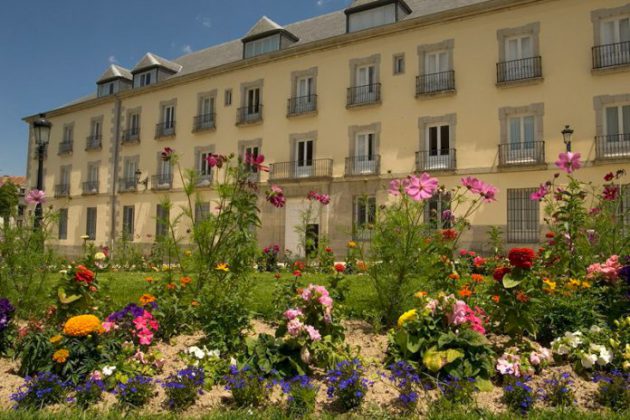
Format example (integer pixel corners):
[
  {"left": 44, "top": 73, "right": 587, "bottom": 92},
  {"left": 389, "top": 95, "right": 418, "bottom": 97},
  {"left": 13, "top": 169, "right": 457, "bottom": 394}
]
[
  {"left": 244, "top": 16, "right": 284, "bottom": 39},
  {"left": 131, "top": 52, "right": 183, "bottom": 74},
  {"left": 0, "top": 176, "right": 27, "bottom": 187},
  {"left": 97, "top": 64, "right": 132, "bottom": 83}
]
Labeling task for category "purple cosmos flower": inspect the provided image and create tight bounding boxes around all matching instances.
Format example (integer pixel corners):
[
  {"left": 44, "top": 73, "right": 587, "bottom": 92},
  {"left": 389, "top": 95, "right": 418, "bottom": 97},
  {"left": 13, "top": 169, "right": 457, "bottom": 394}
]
[
  {"left": 555, "top": 152, "right": 582, "bottom": 174},
  {"left": 530, "top": 183, "right": 550, "bottom": 201}
]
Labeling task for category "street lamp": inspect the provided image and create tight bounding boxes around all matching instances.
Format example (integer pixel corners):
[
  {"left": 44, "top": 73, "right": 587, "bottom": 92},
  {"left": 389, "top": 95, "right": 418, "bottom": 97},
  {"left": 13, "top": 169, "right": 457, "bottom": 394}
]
[
  {"left": 32, "top": 115, "right": 52, "bottom": 228},
  {"left": 561, "top": 125, "right": 574, "bottom": 152}
]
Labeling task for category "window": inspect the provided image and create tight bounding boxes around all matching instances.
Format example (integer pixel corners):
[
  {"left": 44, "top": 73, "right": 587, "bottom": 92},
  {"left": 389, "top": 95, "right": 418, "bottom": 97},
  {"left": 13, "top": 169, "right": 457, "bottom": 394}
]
[
  {"left": 605, "top": 104, "right": 630, "bottom": 136},
  {"left": 86, "top": 163, "right": 99, "bottom": 194},
  {"left": 58, "top": 166, "right": 71, "bottom": 196},
  {"left": 351, "top": 65, "right": 378, "bottom": 104},
  {"left": 198, "top": 151, "right": 213, "bottom": 184},
  {"left": 601, "top": 17, "right": 630, "bottom": 45},
  {"left": 129, "top": 113, "right": 140, "bottom": 136},
  {"left": 158, "top": 159, "right": 172, "bottom": 180},
  {"left": 63, "top": 125, "right": 73, "bottom": 143},
  {"left": 195, "top": 202, "right": 210, "bottom": 223},
  {"left": 86, "top": 207, "right": 97, "bottom": 240},
  {"left": 244, "top": 34, "right": 281, "bottom": 58},
  {"left": 294, "top": 139, "right": 313, "bottom": 178},
  {"left": 290, "top": 73, "right": 316, "bottom": 114},
  {"left": 58, "top": 208, "right": 68, "bottom": 240},
  {"left": 246, "top": 88, "right": 261, "bottom": 115},
  {"left": 163, "top": 105, "right": 175, "bottom": 129},
  {"left": 156, "top": 205, "right": 169, "bottom": 239},
  {"left": 505, "top": 35, "right": 533, "bottom": 61},
  {"left": 393, "top": 54, "right": 405, "bottom": 75},
  {"left": 424, "top": 124, "right": 452, "bottom": 170},
  {"left": 122, "top": 206, "right": 134, "bottom": 239},
  {"left": 425, "top": 51, "right": 449, "bottom": 75},
  {"left": 123, "top": 158, "right": 138, "bottom": 182},
  {"left": 243, "top": 145, "right": 260, "bottom": 173},
  {"left": 424, "top": 192, "right": 451, "bottom": 229},
  {"left": 497, "top": 23, "right": 541, "bottom": 82},
  {"left": 621, "top": 184, "right": 630, "bottom": 227},
  {"left": 348, "top": 3, "right": 397, "bottom": 33},
  {"left": 137, "top": 71, "right": 152, "bottom": 87},
  {"left": 507, "top": 188, "right": 539, "bottom": 243},
  {"left": 353, "top": 196, "right": 376, "bottom": 241},
  {"left": 197, "top": 96, "right": 215, "bottom": 129},
  {"left": 224, "top": 89, "right": 232, "bottom": 106},
  {"left": 351, "top": 132, "right": 377, "bottom": 174}
]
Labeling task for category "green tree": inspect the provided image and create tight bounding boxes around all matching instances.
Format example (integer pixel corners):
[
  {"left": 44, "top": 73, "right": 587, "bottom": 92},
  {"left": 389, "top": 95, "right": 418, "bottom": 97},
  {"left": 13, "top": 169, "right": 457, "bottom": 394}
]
[{"left": 0, "top": 181, "right": 19, "bottom": 228}]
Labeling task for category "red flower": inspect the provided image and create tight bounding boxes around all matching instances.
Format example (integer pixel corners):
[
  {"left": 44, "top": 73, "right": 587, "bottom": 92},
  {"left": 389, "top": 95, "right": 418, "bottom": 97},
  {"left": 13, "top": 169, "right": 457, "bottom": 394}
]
[
  {"left": 441, "top": 229, "right": 457, "bottom": 241},
  {"left": 545, "top": 232, "right": 555, "bottom": 239},
  {"left": 473, "top": 256, "right": 486, "bottom": 267},
  {"left": 325, "top": 247, "right": 333, "bottom": 253},
  {"left": 602, "top": 185, "right": 619, "bottom": 201},
  {"left": 75, "top": 265, "right": 95, "bottom": 284},
  {"left": 293, "top": 270, "right": 302, "bottom": 277},
  {"left": 273, "top": 273, "right": 281, "bottom": 280},
  {"left": 508, "top": 248, "right": 536, "bottom": 269},
  {"left": 604, "top": 172, "right": 614, "bottom": 182},
  {"left": 516, "top": 291, "right": 530, "bottom": 303},
  {"left": 493, "top": 266, "right": 510, "bottom": 281},
  {"left": 491, "top": 295, "right": 500, "bottom": 303},
  {"left": 334, "top": 263, "right": 345, "bottom": 273},
  {"left": 293, "top": 261, "right": 305, "bottom": 271}
]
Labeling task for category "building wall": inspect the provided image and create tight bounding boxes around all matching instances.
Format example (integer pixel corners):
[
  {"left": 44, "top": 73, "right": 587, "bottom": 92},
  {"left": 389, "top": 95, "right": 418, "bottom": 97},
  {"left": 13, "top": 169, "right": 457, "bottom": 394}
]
[{"left": 27, "top": 0, "right": 630, "bottom": 257}]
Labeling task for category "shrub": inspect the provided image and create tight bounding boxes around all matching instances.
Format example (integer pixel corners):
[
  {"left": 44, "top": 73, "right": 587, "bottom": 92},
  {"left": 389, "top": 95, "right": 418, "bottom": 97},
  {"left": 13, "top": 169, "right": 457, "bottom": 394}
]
[
  {"left": 10, "top": 372, "right": 69, "bottom": 410},
  {"left": 16, "top": 327, "right": 54, "bottom": 377},
  {"left": 279, "top": 375, "right": 318, "bottom": 417},
  {"left": 594, "top": 371, "right": 630, "bottom": 412},
  {"left": 541, "top": 372, "right": 575, "bottom": 408},
  {"left": 325, "top": 359, "right": 372, "bottom": 411},
  {"left": 114, "top": 375, "right": 155, "bottom": 409},
  {"left": 502, "top": 376, "right": 536, "bottom": 415},
  {"left": 73, "top": 378, "right": 105, "bottom": 409},
  {"left": 162, "top": 366, "right": 205, "bottom": 411},
  {"left": 224, "top": 365, "right": 269, "bottom": 408},
  {"left": 385, "top": 360, "right": 423, "bottom": 411}
]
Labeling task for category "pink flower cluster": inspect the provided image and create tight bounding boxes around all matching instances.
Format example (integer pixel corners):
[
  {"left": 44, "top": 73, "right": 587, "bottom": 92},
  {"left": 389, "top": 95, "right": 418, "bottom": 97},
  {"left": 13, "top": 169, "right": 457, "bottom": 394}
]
[
  {"left": 496, "top": 347, "right": 552, "bottom": 377},
  {"left": 266, "top": 185, "right": 286, "bottom": 208},
  {"left": 133, "top": 311, "right": 159, "bottom": 345},
  {"left": 307, "top": 191, "right": 330, "bottom": 205},
  {"left": 284, "top": 308, "right": 322, "bottom": 342},
  {"left": 587, "top": 255, "right": 622, "bottom": 283},
  {"left": 447, "top": 299, "right": 486, "bottom": 335},
  {"left": 389, "top": 173, "right": 439, "bottom": 201},
  {"left": 460, "top": 177, "right": 498, "bottom": 202}
]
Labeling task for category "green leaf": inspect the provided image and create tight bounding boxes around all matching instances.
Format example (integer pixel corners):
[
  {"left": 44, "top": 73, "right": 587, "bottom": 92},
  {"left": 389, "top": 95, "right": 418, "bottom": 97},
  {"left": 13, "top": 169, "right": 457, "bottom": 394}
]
[
  {"left": 502, "top": 274, "right": 523, "bottom": 289},
  {"left": 58, "top": 287, "right": 81, "bottom": 304},
  {"left": 475, "top": 378, "right": 493, "bottom": 392},
  {"left": 422, "top": 347, "right": 464, "bottom": 372}
]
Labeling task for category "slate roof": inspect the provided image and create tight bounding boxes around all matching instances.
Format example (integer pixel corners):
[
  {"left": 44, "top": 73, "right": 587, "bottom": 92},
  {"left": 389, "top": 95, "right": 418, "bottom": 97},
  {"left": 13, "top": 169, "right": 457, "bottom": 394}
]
[
  {"left": 97, "top": 64, "right": 132, "bottom": 83},
  {"left": 244, "top": 16, "right": 285, "bottom": 39},
  {"left": 131, "top": 52, "right": 183, "bottom": 74}
]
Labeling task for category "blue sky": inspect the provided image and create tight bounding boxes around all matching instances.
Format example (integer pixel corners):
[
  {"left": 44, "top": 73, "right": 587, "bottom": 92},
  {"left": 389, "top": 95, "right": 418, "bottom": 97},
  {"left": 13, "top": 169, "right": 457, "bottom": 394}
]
[{"left": 0, "top": 0, "right": 348, "bottom": 176}]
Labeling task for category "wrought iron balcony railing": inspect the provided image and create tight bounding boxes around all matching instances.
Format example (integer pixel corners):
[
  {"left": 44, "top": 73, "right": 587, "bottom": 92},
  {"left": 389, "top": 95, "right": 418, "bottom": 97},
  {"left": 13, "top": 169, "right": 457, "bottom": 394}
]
[
  {"left": 595, "top": 133, "right": 630, "bottom": 160},
  {"left": 151, "top": 174, "right": 173, "bottom": 190},
  {"left": 416, "top": 71, "right": 455, "bottom": 95},
  {"left": 85, "top": 135, "right": 102, "bottom": 151},
  {"left": 269, "top": 159, "right": 333, "bottom": 181},
  {"left": 497, "top": 56, "right": 542, "bottom": 83},
  {"left": 58, "top": 141, "right": 73, "bottom": 155},
  {"left": 237, "top": 105, "right": 263, "bottom": 124},
  {"left": 498, "top": 141, "right": 545, "bottom": 167},
  {"left": 82, "top": 181, "right": 99, "bottom": 195},
  {"left": 593, "top": 41, "right": 630, "bottom": 69},
  {"left": 416, "top": 149, "right": 457, "bottom": 171},
  {"left": 54, "top": 184, "right": 70, "bottom": 198},
  {"left": 345, "top": 155, "right": 381, "bottom": 176},
  {"left": 119, "top": 177, "right": 138, "bottom": 193},
  {"left": 121, "top": 128, "right": 140, "bottom": 144},
  {"left": 347, "top": 83, "right": 381, "bottom": 106},
  {"left": 193, "top": 113, "right": 216, "bottom": 131},
  {"left": 155, "top": 121, "right": 176, "bottom": 138},
  {"left": 287, "top": 95, "right": 317, "bottom": 116}
]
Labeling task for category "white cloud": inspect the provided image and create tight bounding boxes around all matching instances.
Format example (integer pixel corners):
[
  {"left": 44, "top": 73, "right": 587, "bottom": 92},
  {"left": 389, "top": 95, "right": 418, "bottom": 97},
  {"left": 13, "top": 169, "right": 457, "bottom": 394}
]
[
  {"left": 108, "top": 55, "right": 118, "bottom": 64},
  {"left": 182, "top": 45, "right": 193, "bottom": 54},
  {"left": 196, "top": 15, "right": 212, "bottom": 28}
]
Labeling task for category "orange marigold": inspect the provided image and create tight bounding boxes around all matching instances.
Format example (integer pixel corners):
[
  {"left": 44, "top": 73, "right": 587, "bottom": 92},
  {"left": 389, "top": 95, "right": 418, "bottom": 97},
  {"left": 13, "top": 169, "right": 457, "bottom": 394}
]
[
  {"left": 449, "top": 273, "right": 460, "bottom": 281},
  {"left": 145, "top": 277, "right": 154, "bottom": 283},
  {"left": 52, "top": 349, "right": 70, "bottom": 363},
  {"left": 166, "top": 283, "right": 176, "bottom": 291},
  {"left": 515, "top": 291, "right": 530, "bottom": 303},
  {"left": 471, "top": 274, "right": 485, "bottom": 283},
  {"left": 458, "top": 287, "right": 472, "bottom": 298},
  {"left": 191, "top": 300, "right": 200, "bottom": 307},
  {"left": 414, "top": 291, "right": 428, "bottom": 298},
  {"left": 139, "top": 294, "right": 156, "bottom": 306},
  {"left": 63, "top": 314, "right": 103, "bottom": 337},
  {"left": 180, "top": 276, "right": 192, "bottom": 286},
  {"left": 491, "top": 295, "right": 500, "bottom": 303}
]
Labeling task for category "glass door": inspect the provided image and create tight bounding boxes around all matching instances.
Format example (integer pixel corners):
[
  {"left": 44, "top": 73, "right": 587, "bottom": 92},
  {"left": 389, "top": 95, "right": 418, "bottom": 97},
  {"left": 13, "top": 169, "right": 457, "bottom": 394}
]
[{"left": 294, "top": 139, "right": 313, "bottom": 178}]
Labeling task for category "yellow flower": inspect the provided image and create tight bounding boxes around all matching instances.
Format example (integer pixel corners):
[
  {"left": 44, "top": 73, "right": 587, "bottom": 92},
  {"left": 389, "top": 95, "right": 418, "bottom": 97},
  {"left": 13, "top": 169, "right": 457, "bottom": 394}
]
[
  {"left": 216, "top": 263, "right": 229, "bottom": 272},
  {"left": 49, "top": 335, "right": 63, "bottom": 345},
  {"left": 139, "top": 294, "right": 156, "bottom": 306},
  {"left": 542, "top": 278, "right": 556, "bottom": 293},
  {"left": 53, "top": 349, "right": 70, "bottom": 363},
  {"left": 347, "top": 241, "right": 357, "bottom": 249},
  {"left": 567, "top": 279, "right": 581, "bottom": 289},
  {"left": 397, "top": 309, "right": 417, "bottom": 328},
  {"left": 94, "top": 252, "right": 107, "bottom": 261},
  {"left": 414, "top": 291, "right": 428, "bottom": 299},
  {"left": 63, "top": 315, "right": 103, "bottom": 337},
  {"left": 162, "top": 264, "right": 171, "bottom": 272},
  {"left": 184, "top": 250, "right": 192, "bottom": 257},
  {"left": 581, "top": 281, "right": 591, "bottom": 289}
]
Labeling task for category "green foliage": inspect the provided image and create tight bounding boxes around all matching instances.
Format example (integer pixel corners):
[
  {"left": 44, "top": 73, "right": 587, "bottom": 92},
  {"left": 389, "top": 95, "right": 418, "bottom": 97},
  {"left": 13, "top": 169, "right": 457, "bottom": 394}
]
[
  {"left": 542, "top": 373, "right": 575, "bottom": 408},
  {"left": 594, "top": 371, "right": 630, "bottom": 412},
  {"left": 0, "top": 182, "right": 19, "bottom": 225},
  {"left": 16, "top": 329, "right": 54, "bottom": 377},
  {"left": 114, "top": 375, "right": 155, "bottom": 409}
]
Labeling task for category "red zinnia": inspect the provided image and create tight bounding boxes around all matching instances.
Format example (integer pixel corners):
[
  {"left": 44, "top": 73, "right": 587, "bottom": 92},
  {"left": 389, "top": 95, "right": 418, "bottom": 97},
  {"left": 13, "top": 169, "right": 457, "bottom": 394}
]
[
  {"left": 75, "top": 265, "right": 95, "bottom": 284},
  {"left": 441, "top": 229, "right": 457, "bottom": 241},
  {"left": 508, "top": 248, "right": 536, "bottom": 269},
  {"left": 334, "top": 263, "right": 345, "bottom": 273},
  {"left": 545, "top": 232, "right": 555, "bottom": 239},
  {"left": 493, "top": 266, "right": 510, "bottom": 281},
  {"left": 293, "top": 270, "right": 302, "bottom": 277}
]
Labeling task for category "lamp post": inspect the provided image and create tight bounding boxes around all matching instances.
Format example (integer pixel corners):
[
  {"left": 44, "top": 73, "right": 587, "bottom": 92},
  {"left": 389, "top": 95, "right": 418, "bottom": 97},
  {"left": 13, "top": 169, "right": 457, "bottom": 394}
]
[
  {"left": 561, "top": 125, "right": 574, "bottom": 153},
  {"left": 32, "top": 115, "right": 52, "bottom": 228}
]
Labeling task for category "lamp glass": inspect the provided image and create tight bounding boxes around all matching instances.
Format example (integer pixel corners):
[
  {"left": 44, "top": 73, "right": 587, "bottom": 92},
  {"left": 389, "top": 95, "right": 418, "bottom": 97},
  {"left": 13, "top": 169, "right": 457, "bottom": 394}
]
[{"left": 33, "top": 119, "right": 52, "bottom": 146}]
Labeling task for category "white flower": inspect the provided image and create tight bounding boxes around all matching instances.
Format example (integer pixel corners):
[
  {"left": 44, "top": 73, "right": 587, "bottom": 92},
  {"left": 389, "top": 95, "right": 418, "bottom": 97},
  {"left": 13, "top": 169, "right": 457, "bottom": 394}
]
[
  {"left": 597, "top": 347, "right": 613, "bottom": 366},
  {"left": 580, "top": 354, "right": 597, "bottom": 369},
  {"left": 590, "top": 325, "right": 602, "bottom": 334},
  {"left": 187, "top": 346, "right": 206, "bottom": 360},
  {"left": 230, "top": 357, "right": 237, "bottom": 366},
  {"left": 206, "top": 349, "right": 220, "bottom": 359},
  {"left": 102, "top": 365, "right": 116, "bottom": 376}
]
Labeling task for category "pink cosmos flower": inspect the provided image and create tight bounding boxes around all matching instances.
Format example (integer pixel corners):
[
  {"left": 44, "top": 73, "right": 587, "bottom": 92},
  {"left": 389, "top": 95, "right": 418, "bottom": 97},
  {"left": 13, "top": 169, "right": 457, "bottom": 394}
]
[
  {"left": 447, "top": 300, "right": 468, "bottom": 326},
  {"left": 405, "top": 173, "right": 438, "bottom": 201},
  {"left": 461, "top": 177, "right": 483, "bottom": 194},
  {"left": 25, "top": 189, "right": 46, "bottom": 205},
  {"left": 318, "top": 194, "right": 330, "bottom": 205},
  {"left": 602, "top": 185, "right": 619, "bottom": 201},
  {"left": 304, "top": 325, "right": 321, "bottom": 342},
  {"left": 388, "top": 179, "right": 403, "bottom": 196},
  {"left": 245, "top": 153, "right": 269, "bottom": 172},
  {"left": 284, "top": 309, "right": 303, "bottom": 320},
  {"left": 479, "top": 181, "right": 498, "bottom": 202},
  {"left": 266, "top": 185, "right": 286, "bottom": 208},
  {"left": 555, "top": 152, "right": 582, "bottom": 174},
  {"left": 530, "top": 183, "right": 550, "bottom": 201}
]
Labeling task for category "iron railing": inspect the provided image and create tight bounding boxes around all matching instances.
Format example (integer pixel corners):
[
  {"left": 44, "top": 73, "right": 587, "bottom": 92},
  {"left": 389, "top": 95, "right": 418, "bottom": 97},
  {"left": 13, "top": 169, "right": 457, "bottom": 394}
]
[
  {"left": 497, "top": 56, "right": 542, "bottom": 83},
  {"left": 121, "top": 128, "right": 140, "bottom": 144},
  {"left": 58, "top": 141, "right": 73, "bottom": 155},
  {"left": 196, "top": 171, "right": 213, "bottom": 187},
  {"left": 345, "top": 155, "right": 381, "bottom": 176},
  {"left": 347, "top": 83, "right": 381, "bottom": 106},
  {"left": 353, "top": 228, "right": 374, "bottom": 242},
  {"left": 287, "top": 95, "right": 317, "bottom": 115},
  {"left": 118, "top": 177, "right": 138, "bottom": 193},
  {"left": 593, "top": 41, "right": 630, "bottom": 69},
  {"left": 193, "top": 113, "right": 216, "bottom": 131},
  {"left": 416, "top": 71, "right": 455, "bottom": 95},
  {"left": 155, "top": 121, "right": 176, "bottom": 138},
  {"left": 269, "top": 159, "right": 333, "bottom": 181},
  {"left": 151, "top": 174, "right": 173, "bottom": 190},
  {"left": 416, "top": 149, "right": 457, "bottom": 171},
  {"left": 596, "top": 133, "right": 630, "bottom": 159},
  {"left": 498, "top": 141, "right": 545, "bottom": 167},
  {"left": 82, "top": 181, "right": 99, "bottom": 195},
  {"left": 507, "top": 188, "right": 540, "bottom": 243},
  {"left": 54, "top": 184, "right": 70, "bottom": 198},
  {"left": 237, "top": 105, "right": 263, "bottom": 124},
  {"left": 85, "top": 135, "right": 102, "bottom": 151}
]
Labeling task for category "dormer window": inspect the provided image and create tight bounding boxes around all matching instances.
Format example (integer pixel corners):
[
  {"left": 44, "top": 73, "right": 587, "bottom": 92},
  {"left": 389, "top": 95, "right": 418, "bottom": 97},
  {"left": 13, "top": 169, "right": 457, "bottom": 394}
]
[
  {"left": 135, "top": 70, "right": 156, "bottom": 88},
  {"left": 96, "top": 64, "right": 132, "bottom": 97},
  {"left": 130, "top": 53, "right": 182, "bottom": 89},
  {"left": 345, "top": 0, "right": 411, "bottom": 33},
  {"left": 242, "top": 16, "right": 298, "bottom": 59}
]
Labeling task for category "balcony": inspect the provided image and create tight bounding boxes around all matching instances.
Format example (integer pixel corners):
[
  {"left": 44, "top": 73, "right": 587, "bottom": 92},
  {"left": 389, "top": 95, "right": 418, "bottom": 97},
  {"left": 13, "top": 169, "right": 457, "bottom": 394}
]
[
  {"left": 151, "top": 174, "right": 173, "bottom": 190},
  {"left": 287, "top": 95, "right": 317, "bottom": 116},
  {"left": 119, "top": 177, "right": 138, "bottom": 193},
  {"left": 85, "top": 135, "right": 102, "bottom": 151},
  {"left": 497, "top": 56, "right": 542, "bottom": 84},
  {"left": 121, "top": 128, "right": 140, "bottom": 144},
  {"left": 82, "top": 181, "right": 99, "bottom": 195},
  {"left": 593, "top": 41, "right": 630, "bottom": 69},
  {"left": 416, "top": 149, "right": 456, "bottom": 172},
  {"left": 416, "top": 71, "right": 455, "bottom": 96},
  {"left": 54, "top": 184, "right": 70, "bottom": 198},
  {"left": 596, "top": 133, "right": 630, "bottom": 160},
  {"left": 345, "top": 155, "right": 381, "bottom": 176},
  {"left": 347, "top": 83, "right": 381, "bottom": 107},
  {"left": 196, "top": 171, "right": 213, "bottom": 187},
  {"left": 155, "top": 121, "right": 176, "bottom": 139},
  {"left": 58, "top": 141, "right": 73, "bottom": 155},
  {"left": 237, "top": 105, "right": 263, "bottom": 125},
  {"left": 498, "top": 141, "right": 545, "bottom": 167},
  {"left": 193, "top": 113, "right": 216, "bottom": 132},
  {"left": 269, "top": 159, "right": 333, "bottom": 181}
]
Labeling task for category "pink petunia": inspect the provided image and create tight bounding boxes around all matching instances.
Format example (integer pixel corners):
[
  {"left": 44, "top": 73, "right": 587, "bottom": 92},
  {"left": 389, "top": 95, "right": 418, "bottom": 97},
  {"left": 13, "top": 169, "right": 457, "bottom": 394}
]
[
  {"left": 101, "top": 321, "right": 115, "bottom": 332},
  {"left": 555, "top": 152, "right": 582, "bottom": 174}
]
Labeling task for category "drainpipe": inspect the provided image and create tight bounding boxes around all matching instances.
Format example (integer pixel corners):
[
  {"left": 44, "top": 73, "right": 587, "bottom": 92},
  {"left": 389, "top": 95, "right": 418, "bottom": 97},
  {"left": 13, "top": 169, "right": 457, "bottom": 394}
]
[{"left": 110, "top": 97, "right": 122, "bottom": 252}]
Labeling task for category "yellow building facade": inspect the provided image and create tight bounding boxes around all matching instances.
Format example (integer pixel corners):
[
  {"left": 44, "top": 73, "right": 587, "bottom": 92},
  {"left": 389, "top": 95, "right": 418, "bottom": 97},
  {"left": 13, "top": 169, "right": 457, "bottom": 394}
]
[{"left": 24, "top": 0, "right": 630, "bottom": 256}]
